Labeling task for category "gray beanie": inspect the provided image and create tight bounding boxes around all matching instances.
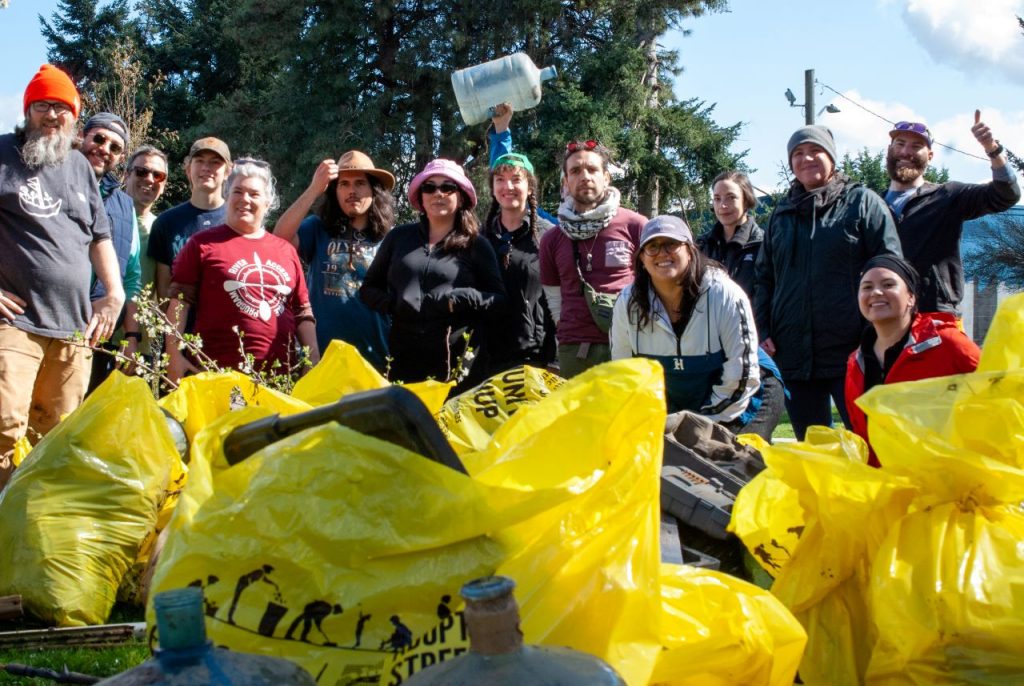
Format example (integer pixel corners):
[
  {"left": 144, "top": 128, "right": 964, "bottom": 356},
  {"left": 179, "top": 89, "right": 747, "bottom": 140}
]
[
  {"left": 83, "top": 112, "right": 129, "bottom": 144},
  {"left": 786, "top": 125, "right": 836, "bottom": 168}
]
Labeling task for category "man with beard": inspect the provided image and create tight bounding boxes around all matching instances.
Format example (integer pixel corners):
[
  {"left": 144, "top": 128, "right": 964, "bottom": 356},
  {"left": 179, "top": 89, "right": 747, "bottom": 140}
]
[
  {"left": 147, "top": 137, "right": 231, "bottom": 300},
  {"left": 0, "top": 65, "right": 124, "bottom": 489},
  {"left": 885, "top": 114, "right": 1019, "bottom": 314},
  {"left": 754, "top": 125, "right": 901, "bottom": 440},
  {"left": 79, "top": 113, "right": 143, "bottom": 390},
  {"left": 540, "top": 140, "right": 647, "bottom": 377}
]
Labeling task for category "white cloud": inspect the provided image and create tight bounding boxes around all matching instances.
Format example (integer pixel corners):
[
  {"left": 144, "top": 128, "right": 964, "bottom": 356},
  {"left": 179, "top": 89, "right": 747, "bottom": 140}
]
[
  {"left": 0, "top": 93, "right": 24, "bottom": 134},
  {"left": 821, "top": 90, "right": 1024, "bottom": 186},
  {"left": 898, "top": 0, "right": 1024, "bottom": 83}
]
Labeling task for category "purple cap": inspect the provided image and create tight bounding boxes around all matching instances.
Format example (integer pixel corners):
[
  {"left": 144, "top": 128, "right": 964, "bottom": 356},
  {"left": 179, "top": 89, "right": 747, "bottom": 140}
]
[
  {"left": 408, "top": 158, "right": 477, "bottom": 211},
  {"left": 889, "top": 121, "right": 933, "bottom": 147}
]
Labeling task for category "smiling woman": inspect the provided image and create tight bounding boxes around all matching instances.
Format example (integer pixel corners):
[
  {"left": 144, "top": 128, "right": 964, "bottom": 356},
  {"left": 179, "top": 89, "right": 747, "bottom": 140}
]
[
  {"left": 611, "top": 215, "right": 762, "bottom": 433},
  {"left": 844, "top": 254, "right": 979, "bottom": 466},
  {"left": 165, "top": 158, "right": 320, "bottom": 383},
  {"left": 360, "top": 158, "right": 506, "bottom": 390}
]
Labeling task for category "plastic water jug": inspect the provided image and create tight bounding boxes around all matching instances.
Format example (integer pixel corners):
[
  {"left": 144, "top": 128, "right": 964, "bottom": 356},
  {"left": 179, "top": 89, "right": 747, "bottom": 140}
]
[
  {"left": 402, "top": 576, "right": 627, "bottom": 685},
  {"left": 96, "top": 587, "right": 316, "bottom": 685},
  {"left": 451, "top": 53, "right": 557, "bottom": 125}
]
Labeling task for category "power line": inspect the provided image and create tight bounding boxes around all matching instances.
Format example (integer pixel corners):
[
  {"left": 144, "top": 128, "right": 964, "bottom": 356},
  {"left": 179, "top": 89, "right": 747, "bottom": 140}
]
[{"left": 816, "top": 80, "right": 990, "bottom": 162}]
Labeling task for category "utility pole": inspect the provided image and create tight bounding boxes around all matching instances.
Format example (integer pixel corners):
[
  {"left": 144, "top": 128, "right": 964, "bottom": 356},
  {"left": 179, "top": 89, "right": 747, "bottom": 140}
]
[{"left": 804, "top": 69, "right": 815, "bottom": 125}]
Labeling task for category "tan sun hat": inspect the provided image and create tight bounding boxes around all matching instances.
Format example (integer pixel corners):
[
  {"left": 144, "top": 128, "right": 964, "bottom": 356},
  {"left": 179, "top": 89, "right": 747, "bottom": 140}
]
[{"left": 337, "top": 150, "right": 395, "bottom": 191}]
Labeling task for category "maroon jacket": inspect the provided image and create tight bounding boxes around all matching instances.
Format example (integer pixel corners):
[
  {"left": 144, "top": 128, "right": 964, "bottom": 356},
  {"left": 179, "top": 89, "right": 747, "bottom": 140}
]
[{"left": 845, "top": 312, "right": 980, "bottom": 466}]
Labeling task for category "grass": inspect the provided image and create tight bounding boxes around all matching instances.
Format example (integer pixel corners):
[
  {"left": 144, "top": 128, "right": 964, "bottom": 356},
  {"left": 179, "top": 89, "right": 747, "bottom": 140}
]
[
  {"left": 0, "top": 604, "right": 147, "bottom": 684},
  {"left": 0, "top": 645, "right": 150, "bottom": 684}
]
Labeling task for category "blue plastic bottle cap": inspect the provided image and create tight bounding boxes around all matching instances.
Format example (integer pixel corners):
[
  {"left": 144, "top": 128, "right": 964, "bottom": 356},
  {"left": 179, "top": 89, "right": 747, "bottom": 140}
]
[
  {"left": 461, "top": 576, "right": 515, "bottom": 602},
  {"left": 154, "top": 587, "right": 206, "bottom": 651}
]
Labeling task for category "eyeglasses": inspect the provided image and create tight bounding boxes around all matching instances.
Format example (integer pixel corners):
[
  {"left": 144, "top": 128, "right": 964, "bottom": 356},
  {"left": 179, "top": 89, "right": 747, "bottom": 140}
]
[
  {"left": 30, "top": 101, "right": 71, "bottom": 115},
  {"left": 641, "top": 240, "right": 685, "bottom": 257},
  {"left": 131, "top": 166, "right": 168, "bottom": 183},
  {"left": 891, "top": 121, "right": 932, "bottom": 144},
  {"left": 421, "top": 181, "right": 459, "bottom": 195},
  {"left": 90, "top": 132, "right": 124, "bottom": 156},
  {"left": 565, "top": 140, "right": 600, "bottom": 153}
]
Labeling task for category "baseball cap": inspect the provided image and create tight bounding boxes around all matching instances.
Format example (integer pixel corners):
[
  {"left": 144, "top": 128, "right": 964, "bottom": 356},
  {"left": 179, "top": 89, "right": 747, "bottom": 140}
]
[
  {"left": 638, "top": 215, "right": 693, "bottom": 250},
  {"left": 189, "top": 137, "right": 232, "bottom": 164},
  {"left": 889, "top": 121, "right": 933, "bottom": 148}
]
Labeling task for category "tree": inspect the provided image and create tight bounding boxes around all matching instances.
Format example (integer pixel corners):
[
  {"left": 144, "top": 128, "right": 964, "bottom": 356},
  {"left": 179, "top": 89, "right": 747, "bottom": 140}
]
[
  {"left": 40, "top": 0, "right": 142, "bottom": 91},
  {"left": 44, "top": 0, "right": 742, "bottom": 216},
  {"left": 840, "top": 147, "right": 949, "bottom": 196},
  {"left": 964, "top": 216, "right": 1024, "bottom": 288}
]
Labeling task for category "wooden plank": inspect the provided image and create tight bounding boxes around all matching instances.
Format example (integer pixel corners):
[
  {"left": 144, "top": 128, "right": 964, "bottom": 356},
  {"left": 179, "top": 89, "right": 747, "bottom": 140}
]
[
  {"left": 0, "top": 623, "right": 146, "bottom": 650},
  {"left": 0, "top": 594, "right": 22, "bottom": 621}
]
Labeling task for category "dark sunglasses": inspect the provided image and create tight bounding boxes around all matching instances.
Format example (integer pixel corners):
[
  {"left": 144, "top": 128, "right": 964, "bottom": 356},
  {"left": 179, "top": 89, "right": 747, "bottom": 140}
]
[
  {"left": 565, "top": 139, "right": 600, "bottom": 153},
  {"left": 421, "top": 181, "right": 459, "bottom": 195},
  {"left": 891, "top": 121, "right": 932, "bottom": 144},
  {"left": 90, "top": 132, "right": 124, "bottom": 156},
  {"left": 131, "top": 166, "right": 168, "bottom": 183}
]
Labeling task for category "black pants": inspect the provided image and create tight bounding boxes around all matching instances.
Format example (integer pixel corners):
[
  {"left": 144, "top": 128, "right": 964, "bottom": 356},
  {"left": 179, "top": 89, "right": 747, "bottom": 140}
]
[
  {"left": 784, "top": 376, "right": 851, "bottom": 441},
  {"left": 737, "top": 374, "right": 786, "bottom": 442}
]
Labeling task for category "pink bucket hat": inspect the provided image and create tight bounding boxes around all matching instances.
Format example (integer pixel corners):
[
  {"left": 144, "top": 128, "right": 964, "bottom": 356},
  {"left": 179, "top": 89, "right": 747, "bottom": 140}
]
[{"left": 407, "top": 158, "right": 477, "bottom": 212}]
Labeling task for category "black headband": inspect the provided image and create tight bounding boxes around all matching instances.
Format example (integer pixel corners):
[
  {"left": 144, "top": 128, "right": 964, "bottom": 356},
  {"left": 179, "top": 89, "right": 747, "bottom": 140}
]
[{"left": 861, "top": 254, "right": 920, "bottom": 297}]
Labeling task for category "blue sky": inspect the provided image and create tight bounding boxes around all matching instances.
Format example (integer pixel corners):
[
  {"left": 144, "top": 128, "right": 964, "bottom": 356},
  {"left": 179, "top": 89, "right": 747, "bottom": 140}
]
[{"left": 3, "top": 0, "right": 1023, "bottom": 199}]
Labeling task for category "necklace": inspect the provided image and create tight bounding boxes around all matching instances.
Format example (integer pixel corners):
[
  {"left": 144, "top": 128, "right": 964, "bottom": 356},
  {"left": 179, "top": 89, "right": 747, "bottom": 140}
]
[{"left": 583, "top": 235, "right": 598, "bottom": 272}]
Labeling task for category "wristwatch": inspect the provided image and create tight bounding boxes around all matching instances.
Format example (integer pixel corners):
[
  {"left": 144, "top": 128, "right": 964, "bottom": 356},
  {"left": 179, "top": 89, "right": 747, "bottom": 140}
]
[
  {"left": 987, "top": 141, "right": 1004, "bottom": 159},
  {"left": 124, "top": 331, "right": 143, "bottom": 341}
]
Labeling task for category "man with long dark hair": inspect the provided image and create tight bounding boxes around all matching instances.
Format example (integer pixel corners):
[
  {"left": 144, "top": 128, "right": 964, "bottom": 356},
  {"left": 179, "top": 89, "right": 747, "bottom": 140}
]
[{"left": 275, "top": 150, "right": 396, "bottom": 370}]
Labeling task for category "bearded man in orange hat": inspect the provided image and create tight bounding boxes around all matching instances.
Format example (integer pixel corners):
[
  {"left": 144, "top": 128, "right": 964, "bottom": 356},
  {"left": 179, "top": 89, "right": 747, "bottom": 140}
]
[{"left": 0, "top": 65, "right": 124, "bottom": 491}]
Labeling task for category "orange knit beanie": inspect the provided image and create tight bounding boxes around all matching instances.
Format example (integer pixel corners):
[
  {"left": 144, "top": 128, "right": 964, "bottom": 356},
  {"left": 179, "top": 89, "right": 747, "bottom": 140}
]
[{"left": 23, "top": 65, "right": 81, "bottom": 118}]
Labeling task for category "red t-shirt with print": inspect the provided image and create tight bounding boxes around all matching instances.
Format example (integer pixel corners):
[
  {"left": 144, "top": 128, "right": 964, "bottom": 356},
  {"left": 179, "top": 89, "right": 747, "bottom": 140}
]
[
  {"left": 171, "top": 224, "right": 310, "bottom": 372},
  {"left": 539, "top": 207, "right": 646, "bottom": 344}
]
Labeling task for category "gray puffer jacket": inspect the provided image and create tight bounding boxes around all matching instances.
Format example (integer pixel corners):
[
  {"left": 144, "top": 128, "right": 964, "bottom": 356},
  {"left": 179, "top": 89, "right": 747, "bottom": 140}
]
[{"left": 753, "top": 174, "right": 902, "bottom": 380}]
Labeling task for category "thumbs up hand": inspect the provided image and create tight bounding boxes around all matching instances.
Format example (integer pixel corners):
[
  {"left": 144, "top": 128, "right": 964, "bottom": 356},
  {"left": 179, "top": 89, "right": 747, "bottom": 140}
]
[{"left": 970, "top": 109, "right": 998, "bottom": 153}]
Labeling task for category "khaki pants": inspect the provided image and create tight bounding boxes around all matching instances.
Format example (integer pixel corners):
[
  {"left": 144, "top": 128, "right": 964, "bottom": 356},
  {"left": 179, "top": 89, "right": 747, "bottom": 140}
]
[
  {"left": 556, "top": 342, "right": 610, "bottom": 379},
  {"left": 0, "top": 324, "right": 92, "bottom": 490}
]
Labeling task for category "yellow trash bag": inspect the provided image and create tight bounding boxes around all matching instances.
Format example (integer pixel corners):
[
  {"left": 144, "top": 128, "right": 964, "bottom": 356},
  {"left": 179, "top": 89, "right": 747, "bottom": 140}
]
[
  {"left": 977, "top": 291, "right": 1024, "bottom": 372},
  {"left": 731, "top": 427, "right": 917, "bottom": 685},
  {"left": 437, "top": 365, "right": 565, "bottom": 454},
  {"left": 149, "top": 359, "right": 667, "bottom": 685},
  {"left": 649, "top": 563, "right": 806, "bottom": 686},
  {"left": 160, "top": 370, "right": 310, "bottom": 442},
  {"left": 11, "top": 435, "right": 31, "bottom": 467},
  {"left": 0, "top": 373, "right": 184, "bottom": 625},
  {"left": 292, "top": 339, "right": 452, "bottom": 413},
  {"left": 384, "top": 359, "right": 805, "bottom": 685},
  {"left": 855, "top": 368, "right": 1024, "bottom": 684}
]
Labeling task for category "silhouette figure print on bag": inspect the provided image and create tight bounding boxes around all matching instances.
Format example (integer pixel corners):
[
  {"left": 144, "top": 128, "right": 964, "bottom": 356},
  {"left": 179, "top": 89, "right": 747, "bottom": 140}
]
[
  {"left": 227, "top": 564, "right": 283, "bottom": 625},
  {"left": 285, "top": 600, "right": 344, "bottom": 645}
]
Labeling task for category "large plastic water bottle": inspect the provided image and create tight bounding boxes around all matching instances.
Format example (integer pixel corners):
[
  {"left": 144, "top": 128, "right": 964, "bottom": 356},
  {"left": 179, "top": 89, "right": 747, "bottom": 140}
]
[
  {"left": 96, "top": 587, "right": 316, "bottom": 685},
  {"left": 403, "top": 576, "right": 626, "bottom": 685},
  {"left": 451, "top": 53, "right": 557, "bottom": 125}
]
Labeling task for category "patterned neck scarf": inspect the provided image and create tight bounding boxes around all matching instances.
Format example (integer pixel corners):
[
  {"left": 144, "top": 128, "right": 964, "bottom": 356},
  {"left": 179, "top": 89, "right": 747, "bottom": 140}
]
[{"left": 557, "top": 186, "right": 621, "bottom": 241}]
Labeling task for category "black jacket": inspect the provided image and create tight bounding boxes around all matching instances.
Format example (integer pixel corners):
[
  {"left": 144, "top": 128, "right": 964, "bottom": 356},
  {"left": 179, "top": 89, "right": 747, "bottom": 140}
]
[
  {"left": 754, "top": 174, "right": 902, "bottom": 380},
  {"left": 360, "top": 220, "right": 506, "bottom": 384},
  {"left": 890, "top": 176, "right": 1020, "bottom": 313},
  {"left": 698, "top": 217, "right": 763, "bottom": 300},
  {"left": 482, "top": 214, "right": 556, "bottom": 370}
]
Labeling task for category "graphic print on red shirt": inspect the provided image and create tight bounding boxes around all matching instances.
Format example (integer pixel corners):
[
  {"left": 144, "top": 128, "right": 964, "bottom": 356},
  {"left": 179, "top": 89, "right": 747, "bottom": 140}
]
[{"left": 172, "top": 225, "right": 310, "bottom": 370}]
